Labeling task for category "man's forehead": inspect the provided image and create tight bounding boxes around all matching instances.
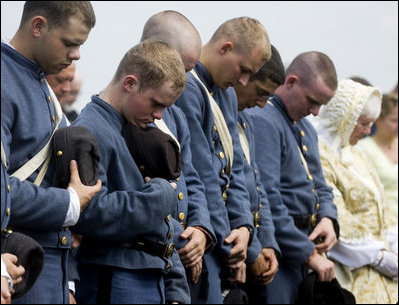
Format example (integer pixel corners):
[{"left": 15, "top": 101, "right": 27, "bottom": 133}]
[
  {"left": 247, "top": 46, "right": 268, "bottom": 72},
  {"left": 311, "top": 76, "right": 336, "bottom": 104}
]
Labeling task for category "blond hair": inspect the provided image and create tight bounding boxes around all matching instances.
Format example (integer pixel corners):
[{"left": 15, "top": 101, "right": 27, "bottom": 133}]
[
  {"left": 114, "top": 39, "right": 187, "bottom": 98},
  {"left": 210, "top": 17, "right": 271, "bottom": 61}
]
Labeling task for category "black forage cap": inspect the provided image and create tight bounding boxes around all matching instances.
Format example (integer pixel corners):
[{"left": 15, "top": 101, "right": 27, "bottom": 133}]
[
  {"left": 52, "top": 126, "right": 100, "bottom": 188},
  {"left": 122, "top": 123, "right": 181, "bottom": 181}
]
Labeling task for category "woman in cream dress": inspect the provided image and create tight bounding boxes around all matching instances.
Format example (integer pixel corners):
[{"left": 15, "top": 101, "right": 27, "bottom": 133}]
[
  {"left": 359, "top": 94, "right": 398, "bottom": 237},
  {"left": 312, "top": 79, "right": 398, "bottom": 304}
]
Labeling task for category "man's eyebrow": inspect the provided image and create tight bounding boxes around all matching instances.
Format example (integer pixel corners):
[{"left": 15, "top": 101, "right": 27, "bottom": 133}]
[{"left": 306, "top": 95, "right": 321, "bottom": 105}]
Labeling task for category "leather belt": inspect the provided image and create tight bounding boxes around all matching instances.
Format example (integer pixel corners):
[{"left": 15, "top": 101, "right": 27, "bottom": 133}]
[
  {"left": 292, "top": 214, "right": 317, "bottom": 229},
  {"left": 120, "top": 238, "right": 175, "bottom": 259}
]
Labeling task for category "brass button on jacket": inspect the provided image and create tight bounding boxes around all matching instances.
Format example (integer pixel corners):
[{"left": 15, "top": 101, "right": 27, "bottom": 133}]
[
  {"left": 253, "top": 211, "right": 260, "bottom": 228},
  {"left": 310, "top": 214, "right": 317, "bottom": 227},
  {"left": 222, "top": 191, "right": 227, "bottom": 202}
]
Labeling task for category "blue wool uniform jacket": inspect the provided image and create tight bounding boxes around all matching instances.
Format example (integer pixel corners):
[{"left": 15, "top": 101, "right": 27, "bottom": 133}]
[
  {"left": 1, "top": 128, "right": 10, "bottom": 230},
  {"left": 1, "top": 156, "right": 10, "bottom": 230},
  {"left": 71, "top": 96, "right": 181, "bottom": 271},
  {"left": 161, "top": 105, "right": 216, "bottom": 248},
  {"left": 161, "top": 105, "right": 216, "bottom": 304},
  {"left": 175, "top": 62, "right": 254, "bottom": 258},
  {"left": 245, "top": 95, "right": 338, "bottom": 264},
  {"left": 238, "top": 111, "right": 281, "bottom": 261},
  {"left": 1, "top": 42, "right": 71, "bottom": 248}
]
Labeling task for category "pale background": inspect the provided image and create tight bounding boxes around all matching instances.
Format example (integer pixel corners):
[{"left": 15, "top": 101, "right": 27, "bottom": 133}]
[{"left": 2, "top": 1, "right": 398, "bottom": 112}]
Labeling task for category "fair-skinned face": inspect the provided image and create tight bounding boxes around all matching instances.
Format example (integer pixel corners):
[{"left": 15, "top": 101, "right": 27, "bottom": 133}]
[
  {"left": 350, "top": 115, "right": 376, "bottom": 145},
  {"left": 32, "top": 16, "right": 90, "bottom": 74},
  {"left": 284, "top": 75, "right": 335, "bottom": 121},
  {"left": 235, "top": 77, "right": 280, "bottom": 111},
  {"left": 121, "top": 76, "right": 177, "bottom": 129},
  {"left": 375, "top": 105, "right": 398, "bottom": 137},
  {"left": 46, "top": 63, "right": 76, "bottom": 101},
  {"left": 60, "top": 77, "right": 81, "bottom": 106},
  {"left": 214, "top": 42, "right": 265, "bottom": 90}
]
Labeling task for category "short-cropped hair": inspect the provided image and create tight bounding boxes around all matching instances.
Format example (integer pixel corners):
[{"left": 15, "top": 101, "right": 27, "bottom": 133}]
[
  {"left": 21, "top": 1, "right": 96, "bottom": 30},
  {"left": 114, "top": 39, "right": 187, "bottom": 98}
]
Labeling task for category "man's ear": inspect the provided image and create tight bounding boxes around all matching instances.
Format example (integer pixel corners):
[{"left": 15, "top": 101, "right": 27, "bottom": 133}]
[
  {"left": 124, "top": 75, "right": 138, "bottom": 91},
  {"left": 219, "top": 41, "right": 233, "bottom": 56},
  {"left": 31, "top": 16, "right": 47, "bottom": 38},
  {"left": 286, "top": 75, "right": 298, "bottom": 89}
]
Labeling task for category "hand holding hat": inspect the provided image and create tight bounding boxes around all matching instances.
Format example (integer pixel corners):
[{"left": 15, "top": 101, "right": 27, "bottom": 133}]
[
  {"left": 1, "top": 232, "right": 44, "bottom": 299},
  {"left": 52, "top": 126, "right": 100, "bottom": 188}
]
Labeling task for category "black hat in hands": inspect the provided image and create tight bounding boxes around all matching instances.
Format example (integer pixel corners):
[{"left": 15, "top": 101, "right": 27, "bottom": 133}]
[
  {"left": 296, "top": 271, "right": 356, "bottom": 304},
  {"left": 122, "top": 123, "right": 181, "bottom": 181},
  {"left": 52, "top": 126, "right": 100, "bottom": 188}
]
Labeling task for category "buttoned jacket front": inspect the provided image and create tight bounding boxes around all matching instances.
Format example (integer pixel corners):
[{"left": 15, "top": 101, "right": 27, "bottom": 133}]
[
  {"left": 71, "top": 96, "right": 180, "bottom": 271},
  {"left": 246, "top": 95, "right": 338, "bottom": 265},
  {"left": 161, "top": 105, "right": 215, "bottom": 250},
  {"left": 238, "top": 111, "right": 281, "bottom": 262},
  {"left": 175, "top": 62, "right": 254, "bottom": 257},
  {"left": 1, "top": 42, "right": 71, "bottom": 248}
]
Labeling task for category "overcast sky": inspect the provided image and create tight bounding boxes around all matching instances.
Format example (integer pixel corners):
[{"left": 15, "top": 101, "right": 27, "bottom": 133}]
[{"left": 2, "top": 1, "right": 398, "bottom": 112}]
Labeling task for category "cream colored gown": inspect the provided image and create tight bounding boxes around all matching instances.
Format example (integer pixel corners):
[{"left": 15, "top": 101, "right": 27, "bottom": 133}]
[
  {"left": 312, "top": 79, "right": 398, "bottom": 304},
  {"left": 319, "top": 141, "right": 398, "bottom": 304},
  {"left": 359, "top": 136, "right": 398, "bottom": 229}
]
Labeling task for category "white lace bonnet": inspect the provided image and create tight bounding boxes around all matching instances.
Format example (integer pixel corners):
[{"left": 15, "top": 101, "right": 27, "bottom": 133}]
[{"left": 314, "top": 79, "right": 382, "bottom": 151}]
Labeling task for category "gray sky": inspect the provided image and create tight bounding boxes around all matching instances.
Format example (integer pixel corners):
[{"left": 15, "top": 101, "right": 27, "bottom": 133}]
[{"left": 2, "top": 1, "right": 398, "bottom": 112}]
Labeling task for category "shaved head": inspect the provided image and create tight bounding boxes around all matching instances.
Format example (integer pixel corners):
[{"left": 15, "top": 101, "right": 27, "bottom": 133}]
[
  {"left": 141, "top": 10, "right": 202, "bottom": 71},
  {"left": 286, "top": 51, "right": 338, "bottom": 91}
]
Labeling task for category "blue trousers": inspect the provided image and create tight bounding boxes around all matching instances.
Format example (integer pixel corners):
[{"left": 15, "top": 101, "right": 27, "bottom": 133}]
[
  {"left": 12, "top": 248, "right": 69, "bottom": 304},
  {"left": 75, "top": 263, "right": 165, "bottom": 304},
  {"left": 203, "top": 252, "right": 223, "bottom": 304}
]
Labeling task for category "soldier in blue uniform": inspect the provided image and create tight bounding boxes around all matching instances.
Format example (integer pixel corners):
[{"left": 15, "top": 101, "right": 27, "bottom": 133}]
[
  {"left": 175, "top": 17, "right": 272, "bottom": 303},
  {"left": 1, "top": 2, "right": 101, "bottom": 303},
  {"left": 234, "top": 45, "right": 285, "bottom": 300},
  {"left": 71, "top": 40, "right": 190, "bottom": 304},
  {"left": 1, "top": 128, "right": 25, "bottom": 304},
  {"left": 245, "top": 51, "right": 340, "bottom": 303},
  {"left": 140, "top": 11, "right": 216, "bottom": 302}
]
